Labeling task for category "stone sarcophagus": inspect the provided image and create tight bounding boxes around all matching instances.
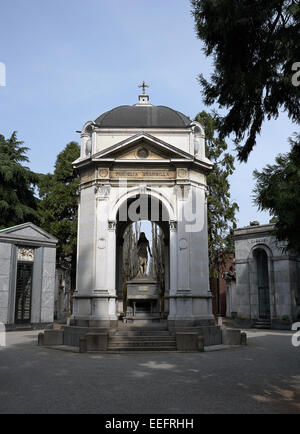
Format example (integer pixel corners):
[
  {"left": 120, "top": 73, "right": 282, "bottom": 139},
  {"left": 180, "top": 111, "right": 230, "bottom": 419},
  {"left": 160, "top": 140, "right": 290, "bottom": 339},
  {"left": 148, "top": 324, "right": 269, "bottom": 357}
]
[{"left": 126, "top": 276, "right": 161, "bottom": 321}]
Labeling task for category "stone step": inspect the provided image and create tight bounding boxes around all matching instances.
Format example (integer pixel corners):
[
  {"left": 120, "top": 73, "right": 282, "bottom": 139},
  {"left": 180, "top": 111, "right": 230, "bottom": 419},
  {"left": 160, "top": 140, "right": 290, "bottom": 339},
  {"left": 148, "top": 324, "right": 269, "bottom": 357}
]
[
  {"left": 109, "top": 336, "right": 176, "bottom": 343},
  {"left": 254, "top": 322, "right": 271, "bottom": 325},
  {"left": 254, "top": 320, "right": 271, "bottom": 329},
  {"left": 116, "top": 326, "right": 168, "bottom": 330},
  {"left": 107, "top": 346, "right": 177, "bottom": 352},
  {"left": 110, "top": 332, "right": 170, "bottom": 337},
  {"left": 109, "top": 341, "right": 176, "bottom": 348},
  {"left": 110, "top": 336, "right": 175, "bottom": 342},
  {"left": 170, "top": 327, "right": 202, "bottom": 332},
  {"left": 107, "top": 326, "right": 178, "bottom": 352}
]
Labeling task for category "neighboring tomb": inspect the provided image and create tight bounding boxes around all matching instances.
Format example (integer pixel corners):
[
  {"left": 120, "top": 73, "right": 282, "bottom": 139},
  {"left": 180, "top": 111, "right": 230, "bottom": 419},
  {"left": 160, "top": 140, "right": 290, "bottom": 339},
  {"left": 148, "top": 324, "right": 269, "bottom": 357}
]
[
  {"left": 226, "top": 224, "right": 300, "bottom": 328},
  {"left": 0, "top": 223, "right": 57, "bottom": 328}
]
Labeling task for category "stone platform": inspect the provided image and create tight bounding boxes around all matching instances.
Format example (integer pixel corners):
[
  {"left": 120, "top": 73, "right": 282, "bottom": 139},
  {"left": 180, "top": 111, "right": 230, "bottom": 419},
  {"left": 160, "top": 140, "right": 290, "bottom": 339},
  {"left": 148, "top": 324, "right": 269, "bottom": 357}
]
[{"left": 38, "top": 321, "right": 247, "bottom": 353}]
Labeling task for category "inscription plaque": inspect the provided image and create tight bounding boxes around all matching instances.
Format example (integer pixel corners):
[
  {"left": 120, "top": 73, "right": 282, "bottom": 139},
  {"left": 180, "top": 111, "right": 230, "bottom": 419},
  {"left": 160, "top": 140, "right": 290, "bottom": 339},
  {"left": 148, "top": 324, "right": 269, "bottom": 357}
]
[{"left": 110, "top": 169, "right": 176, "bottom": 179}]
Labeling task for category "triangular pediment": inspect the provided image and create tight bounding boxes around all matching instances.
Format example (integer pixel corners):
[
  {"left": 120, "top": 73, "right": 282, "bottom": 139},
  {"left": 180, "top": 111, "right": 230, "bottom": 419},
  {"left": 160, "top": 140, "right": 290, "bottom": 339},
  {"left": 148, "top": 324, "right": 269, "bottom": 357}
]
[
  {"left": 92, "top": 133, "right": 194, "bottom": 162},
  {"left": 0, "top": 223, "right": 58, "bottom": 244}
]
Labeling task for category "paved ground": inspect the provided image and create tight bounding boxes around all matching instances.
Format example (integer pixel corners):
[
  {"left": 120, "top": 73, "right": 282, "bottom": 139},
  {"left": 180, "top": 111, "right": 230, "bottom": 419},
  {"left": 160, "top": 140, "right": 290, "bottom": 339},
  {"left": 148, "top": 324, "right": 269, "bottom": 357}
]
[{"left": 0, "top": 329, "right": 299, "bottom": 414}]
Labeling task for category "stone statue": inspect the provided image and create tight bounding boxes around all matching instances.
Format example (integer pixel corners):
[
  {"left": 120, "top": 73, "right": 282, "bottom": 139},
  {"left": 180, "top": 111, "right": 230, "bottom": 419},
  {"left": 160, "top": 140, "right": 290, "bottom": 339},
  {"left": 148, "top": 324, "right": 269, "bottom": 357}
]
[{"left": 137, "top": 232, "right": 152, "bottom": 276}]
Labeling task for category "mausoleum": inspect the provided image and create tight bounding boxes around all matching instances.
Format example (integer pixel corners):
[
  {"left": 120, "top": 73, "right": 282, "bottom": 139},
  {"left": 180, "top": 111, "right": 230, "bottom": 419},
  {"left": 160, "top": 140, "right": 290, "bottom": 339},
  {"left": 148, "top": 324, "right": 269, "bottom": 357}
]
[
  {"left": 39, "top": 85, "right": 245, "bottom": 351},
  {"left": 226, "top": 224, "right": 300, "bottom": 328},
  {"left": 0, "top": 223, "right": 57, "bottom": 328},
  {"left": 72, "top": 85, "right": 214, "bottom": 327}
]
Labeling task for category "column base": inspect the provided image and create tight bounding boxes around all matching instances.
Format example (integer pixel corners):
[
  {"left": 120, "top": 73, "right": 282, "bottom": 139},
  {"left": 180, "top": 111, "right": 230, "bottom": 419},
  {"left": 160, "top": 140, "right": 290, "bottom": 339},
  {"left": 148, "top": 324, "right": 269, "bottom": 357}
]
[
  {"left": 72, "top": 293, "right": 118, "bottom": 328},
  {"left": 168, "top": 293, "right": 214, "bottom": 328},
  {"left": 69, "top": 317, "right": 118, "bottom": 328}
]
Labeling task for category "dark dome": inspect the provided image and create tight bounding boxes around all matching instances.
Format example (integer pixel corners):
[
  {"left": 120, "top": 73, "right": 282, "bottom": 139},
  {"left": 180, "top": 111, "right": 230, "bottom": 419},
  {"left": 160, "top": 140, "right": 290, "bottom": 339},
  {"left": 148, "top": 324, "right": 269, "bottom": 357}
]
[{"left": 95, "top": 105, "right": 191, "bottom": 128}]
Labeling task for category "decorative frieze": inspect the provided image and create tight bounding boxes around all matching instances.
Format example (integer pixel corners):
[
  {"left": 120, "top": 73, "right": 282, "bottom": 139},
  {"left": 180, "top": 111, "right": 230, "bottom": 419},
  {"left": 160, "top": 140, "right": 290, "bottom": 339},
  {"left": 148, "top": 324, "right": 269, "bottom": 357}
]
[{"left": 81, "top": 168, "right": 95, "bottom": 184}]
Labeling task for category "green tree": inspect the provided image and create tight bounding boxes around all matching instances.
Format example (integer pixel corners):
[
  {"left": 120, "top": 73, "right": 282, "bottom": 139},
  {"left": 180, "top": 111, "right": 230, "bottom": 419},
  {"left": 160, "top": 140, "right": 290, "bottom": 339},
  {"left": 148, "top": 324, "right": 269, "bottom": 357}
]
[
  {"left": 0, "top": 132, "right": 38, "bottom": 228},
  {"left": 195, "top": 112, "right": 239, "bottom": 279},
  {"left": 38, "top": 142, "right": 80, "bottom": 289},
  {"left": 191, "top": 0, "right": 300, "bottom": 162},
  {"left": 254, "top": 133, "right": 300, "bottom": 254}
]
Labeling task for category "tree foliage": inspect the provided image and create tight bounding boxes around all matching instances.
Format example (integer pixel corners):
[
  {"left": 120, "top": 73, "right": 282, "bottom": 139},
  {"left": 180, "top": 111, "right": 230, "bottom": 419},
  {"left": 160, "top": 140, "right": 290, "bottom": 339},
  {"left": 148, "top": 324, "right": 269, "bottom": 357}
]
[
  {"left": 0, "top": 132, "right": 38, "bottom": 228},
  {"left": 191, "top": 0, "right": 300, "bottom": 162},
  {"left": 195, "top": 111, "right": 239, "bottom": 278},
  {"left": 38, "top": 142, "right": 80, "bottom": 287},
  {"left": 254, "top": 133, "right": 300, "bottom": 254}
]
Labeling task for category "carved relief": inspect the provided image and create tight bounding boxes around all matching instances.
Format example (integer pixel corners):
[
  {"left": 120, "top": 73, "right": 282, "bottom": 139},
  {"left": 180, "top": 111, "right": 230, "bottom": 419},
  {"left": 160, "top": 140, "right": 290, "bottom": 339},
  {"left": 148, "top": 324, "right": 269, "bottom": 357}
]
[
  {"left": 174, "top": 184, "right": 191, "bottom": 200},
  {"left": 170, "top": 222, "right": 177, "bottom": 231},
  {"left": 118, "top": 146, "right": 165, "bottom": 160},
  {"left": 96, "top": 185, "right": 111, "bottom": 200},
  {"left": 136, "top": 147, "right": 150, "bottom": 159},
  {"left": 18, "top": 247, "right": 35, "bottom": 262},
  {"left": 179, "top": 238, "right": 188, "bottom": 250},
  {"left": 98, "top": 238, "right": 107, "bottom": 249},
  {"left": 108, "top": 221, "right": 116, "bottom": 231},
  {"left": 98, "top": 168, "right": 109, "bottom": 178},
  {"left": 139, "top": 184, "right": 147, "bottom": 195},
  {"left": 177, "top": 168, "right": 188, "bottom": 179}
]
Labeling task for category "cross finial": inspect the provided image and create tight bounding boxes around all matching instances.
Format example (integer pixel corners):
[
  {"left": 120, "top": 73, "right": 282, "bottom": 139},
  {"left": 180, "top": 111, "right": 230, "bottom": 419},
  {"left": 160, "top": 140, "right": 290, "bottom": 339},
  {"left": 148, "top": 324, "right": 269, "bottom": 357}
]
[{"left": 138, "top": 81, "right": 150, "bottom": 95}]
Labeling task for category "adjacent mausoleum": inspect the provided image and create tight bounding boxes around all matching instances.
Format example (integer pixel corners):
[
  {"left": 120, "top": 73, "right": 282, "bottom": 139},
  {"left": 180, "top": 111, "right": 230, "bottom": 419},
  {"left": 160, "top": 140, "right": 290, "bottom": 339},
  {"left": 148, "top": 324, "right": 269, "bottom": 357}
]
[
  {"left": 226, "top": 224, "right": 300, "bottom": 328},
  {"left": 0, "top": 223, "right": 57, "bottom": 328}
]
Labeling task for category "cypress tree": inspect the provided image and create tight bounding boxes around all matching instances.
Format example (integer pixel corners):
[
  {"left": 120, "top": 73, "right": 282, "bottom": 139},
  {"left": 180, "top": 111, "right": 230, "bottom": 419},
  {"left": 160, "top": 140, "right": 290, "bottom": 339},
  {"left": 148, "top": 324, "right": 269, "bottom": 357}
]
[{"left": 0, "top": 132, "right": 38, "bottom": 228}]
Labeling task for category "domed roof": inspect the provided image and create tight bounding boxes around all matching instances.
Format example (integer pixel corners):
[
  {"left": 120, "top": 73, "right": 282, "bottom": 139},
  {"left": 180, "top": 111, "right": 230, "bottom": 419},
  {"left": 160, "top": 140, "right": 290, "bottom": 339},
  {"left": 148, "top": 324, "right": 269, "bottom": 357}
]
[{"left": 95, "top": 105, "right": 191, "bottom": 129}]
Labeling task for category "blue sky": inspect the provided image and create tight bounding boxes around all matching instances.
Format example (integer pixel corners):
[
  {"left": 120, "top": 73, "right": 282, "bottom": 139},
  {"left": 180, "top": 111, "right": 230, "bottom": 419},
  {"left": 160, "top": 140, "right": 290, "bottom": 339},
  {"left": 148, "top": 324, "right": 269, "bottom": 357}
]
[{"left": 0, "top": 0, "right": 296, "bottom": 227}]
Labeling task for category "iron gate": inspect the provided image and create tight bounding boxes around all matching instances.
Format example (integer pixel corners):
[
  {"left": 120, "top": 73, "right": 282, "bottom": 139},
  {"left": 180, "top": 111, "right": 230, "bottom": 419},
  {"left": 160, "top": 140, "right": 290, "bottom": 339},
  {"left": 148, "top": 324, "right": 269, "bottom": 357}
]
[
  {"left": 15, "top": 263, "right": 33, "bottom": 324},
  {"left": 256, "top": 249, "right": 271, "bottom": 319},
  {"left": 258, "top": 286, "right": 271, "bottom": 319}
]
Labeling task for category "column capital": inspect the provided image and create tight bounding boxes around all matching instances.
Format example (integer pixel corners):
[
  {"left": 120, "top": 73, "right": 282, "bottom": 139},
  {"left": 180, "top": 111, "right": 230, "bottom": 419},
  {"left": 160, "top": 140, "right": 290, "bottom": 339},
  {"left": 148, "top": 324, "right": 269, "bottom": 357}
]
[
  {"left": 170, "top": 221, "right": 177, "bottom": 232},
  {"left": 95, "top": 184, "right": 111, "bottom": 201}
]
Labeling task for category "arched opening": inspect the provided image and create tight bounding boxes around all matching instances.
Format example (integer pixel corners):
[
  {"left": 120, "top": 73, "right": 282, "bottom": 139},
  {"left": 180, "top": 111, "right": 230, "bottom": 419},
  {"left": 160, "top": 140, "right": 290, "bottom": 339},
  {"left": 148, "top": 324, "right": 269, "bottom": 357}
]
[
  {"left": 254, "top": 249, "right": 271, "bottom": 319},
  {"left": 115, "top": 194, "right": 170, "bottom": 322}
]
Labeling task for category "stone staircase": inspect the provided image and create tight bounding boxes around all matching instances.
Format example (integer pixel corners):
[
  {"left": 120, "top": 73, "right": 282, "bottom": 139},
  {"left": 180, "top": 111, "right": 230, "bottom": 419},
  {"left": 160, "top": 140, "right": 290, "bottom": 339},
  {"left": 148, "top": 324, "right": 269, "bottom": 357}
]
[
  {"left": 108, "top": 329, "right": 177, "bottom": 352},
  {"left": 253, "top": 319, "right": 272, "bottom": 329}
]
